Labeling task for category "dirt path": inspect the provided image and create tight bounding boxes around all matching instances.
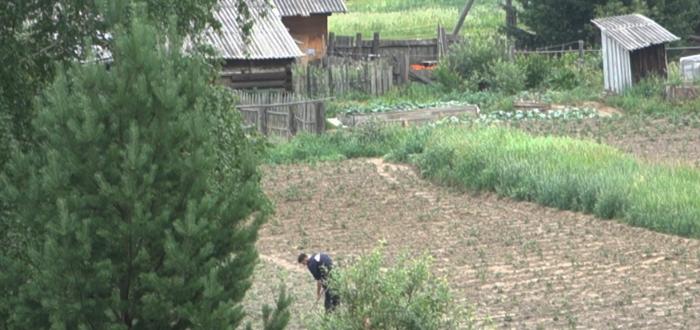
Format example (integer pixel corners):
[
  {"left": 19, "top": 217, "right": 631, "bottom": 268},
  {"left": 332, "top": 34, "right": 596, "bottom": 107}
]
[{"left": 253, "top": 159, "right": 700, "bottom": 329}]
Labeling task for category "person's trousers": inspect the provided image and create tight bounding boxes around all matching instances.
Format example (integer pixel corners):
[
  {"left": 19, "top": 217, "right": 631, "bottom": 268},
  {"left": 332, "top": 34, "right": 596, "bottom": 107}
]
[{"left": 324, "top": 286, "right": 340, "bottom": 312}]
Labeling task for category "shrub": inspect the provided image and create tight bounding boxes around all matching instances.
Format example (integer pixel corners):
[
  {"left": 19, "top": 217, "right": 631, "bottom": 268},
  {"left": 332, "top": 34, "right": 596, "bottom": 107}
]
[
  {"left": 487, "top": 59, "right": 526, "bottom": 94},
  {"left": 310, "top": 248, "right": 471, "bottom": 330},
  {"left": 545, "top": 63, "right": 579, "bottom": 90},
  {"left": 433, "top": 65, "right": 465, "bottom": 91},
  {"left": 516, "top": 54, "right": 552, "bottom": 89},
  {"left": 437, "top": 36, "right": 507, "bottom": 89}
]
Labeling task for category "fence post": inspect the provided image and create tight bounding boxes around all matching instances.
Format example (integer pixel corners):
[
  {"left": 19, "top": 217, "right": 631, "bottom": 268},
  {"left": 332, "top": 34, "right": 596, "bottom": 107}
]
[
  {"left": 372, "top": 32, "right": 380, "bottom": 58},
  {"left": 315, "top": 102, "right": 326, "bottom": 134},
  {"left": 328, "top": 59, "right": 334, "bottom": 96},
  {"left": 437, "top": 25, "right": 443, "bottom": 59},
  {"left": 327, "top": 32, "right": 336, "bottom": 57},
  {"left": 399, "top": 54, "right": 410, "bottom": 84},
  {"left": 257, "top": 106, "right": 267, "bottom": 135},
  {"left": 578, "top": 40, "right": 585, "bottom": 68},
  {"left": 355, "top": 33, "right": 363, "bottom": 60},
  {"left": 287, "top": 104, "right": 296, "bottom": 138}
]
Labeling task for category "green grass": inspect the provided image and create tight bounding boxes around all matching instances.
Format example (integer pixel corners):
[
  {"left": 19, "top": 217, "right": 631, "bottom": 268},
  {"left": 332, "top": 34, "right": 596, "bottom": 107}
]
[
  {"left": 605, "top": 76, "right": 700, "bottom": 115},
  {"left": 265, "top": 124, "right": 420, "bottom": 164},
  {"left": 267, "top": 124, "right": 700, "bottom": 239},
  {"left": 345, "top": 0, "right": 471, "bottom": 12},
  {"left": 330, "top": 0, "right": 503, "bottom": 39}
]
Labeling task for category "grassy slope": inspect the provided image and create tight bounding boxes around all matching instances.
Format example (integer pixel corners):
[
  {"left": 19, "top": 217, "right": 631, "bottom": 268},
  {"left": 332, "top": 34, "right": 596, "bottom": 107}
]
[{"left": 330, "top": 0, "right": 503, "bottom": 39}]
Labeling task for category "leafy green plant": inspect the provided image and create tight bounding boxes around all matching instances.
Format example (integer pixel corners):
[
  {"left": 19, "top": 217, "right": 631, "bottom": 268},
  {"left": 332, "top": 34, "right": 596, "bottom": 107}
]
[
  {"left": 310, "top": 248, "right": 471, "bottom": 330},
  {"left": 487, "top": 59, "right": 526, "bottom": 94},
  {"left": 516, "top": 54, "right": 552, "bottom": 89},
  {"left": 667, "top": 62, "right": 684, "bottom": 87},
  {"left": 438, "top": 36, "right": 507, "bottom": 89}
]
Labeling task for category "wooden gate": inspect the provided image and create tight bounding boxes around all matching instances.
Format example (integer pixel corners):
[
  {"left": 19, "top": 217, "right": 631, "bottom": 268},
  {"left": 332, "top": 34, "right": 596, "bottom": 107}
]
[{"left": 233, "top": 90, "right": 326, "bottom": 138}]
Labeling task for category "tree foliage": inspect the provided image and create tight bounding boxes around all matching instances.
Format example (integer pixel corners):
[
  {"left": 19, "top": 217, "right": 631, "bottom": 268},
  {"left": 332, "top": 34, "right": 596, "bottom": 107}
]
[
  {"left": 516, "top": 0, "right": 700, "bottom": 45},
  {"left": 0, "top": 11, "right": 286, "bottom": 329},
  {"left": 517, "top": 0, "right": 608, "bottom": 45},
  {"left": 0, "top": 0, "right": 224, "bottom": 149}
]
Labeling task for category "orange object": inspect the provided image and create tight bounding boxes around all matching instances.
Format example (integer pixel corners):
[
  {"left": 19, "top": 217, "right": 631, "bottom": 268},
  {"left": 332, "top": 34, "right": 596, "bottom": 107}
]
[{"left": 410, "top": 63, "right": 437, "bottom": 71}]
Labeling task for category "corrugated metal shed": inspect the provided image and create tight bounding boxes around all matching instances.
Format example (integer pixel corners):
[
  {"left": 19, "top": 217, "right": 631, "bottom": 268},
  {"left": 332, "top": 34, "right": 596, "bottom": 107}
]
[
  {"left": 592, "top": 14, "right": 679, "bottom": 93},
  {"left": 592, "top": 14, "right": 679, "bottom": 51},
  {"left": 273, "top": 0, "right": 347, "bottom": 17},
  {"left": 205, "top": 1, "right": 303, "bottom": 60}
]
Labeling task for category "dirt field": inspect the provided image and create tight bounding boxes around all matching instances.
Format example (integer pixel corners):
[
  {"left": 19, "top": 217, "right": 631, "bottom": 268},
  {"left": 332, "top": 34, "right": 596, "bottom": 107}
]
[{"left": 243, "top": 157, "right": 700, "bottom": 329}]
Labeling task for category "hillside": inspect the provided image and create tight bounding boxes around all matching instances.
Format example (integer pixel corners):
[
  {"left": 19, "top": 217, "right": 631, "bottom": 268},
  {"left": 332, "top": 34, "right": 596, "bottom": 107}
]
[{"left": 330, "top": 0, "right": 504, "bottom": 39}]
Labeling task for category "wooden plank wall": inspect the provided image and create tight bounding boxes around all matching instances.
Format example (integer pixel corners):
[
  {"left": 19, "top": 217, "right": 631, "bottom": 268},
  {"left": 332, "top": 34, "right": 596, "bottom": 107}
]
[
  {"left": 219, "top": 59, "right": 294, "bottom": 91},
  {"left": 232, "top": 90, "right": 325, "bottom": 138},
  {"left": 631, "top": 44, "right": 668, "bottom": 83},
  {"left": 293, "top": 57, "right": 395, "bottom": 97}
]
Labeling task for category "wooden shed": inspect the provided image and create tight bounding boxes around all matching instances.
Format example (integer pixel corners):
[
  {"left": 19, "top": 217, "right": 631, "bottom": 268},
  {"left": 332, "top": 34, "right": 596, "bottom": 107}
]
[
  {"left": 273, "top": 0, "right": 347, "bottom": 63},
  {"left": 592, "top": 14, "right": 680, "bottom": 94},
  {"left": 205, "top": 1, "right": 303, "bottom": 90}
]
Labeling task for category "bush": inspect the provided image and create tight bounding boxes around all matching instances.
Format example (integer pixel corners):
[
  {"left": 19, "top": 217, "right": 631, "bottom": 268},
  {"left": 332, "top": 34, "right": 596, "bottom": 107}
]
[
  {"left": 516, "top": 54, "right": 552, "bottom": 89},
  {"left": 310, "top": 248, "right": 471, "bottom": 330},
  {"left": 487, "top": 59, "right": 526, "bottom": 94},
  {"left": 437, "top": 36, "right": 507, "bottom": 90}
]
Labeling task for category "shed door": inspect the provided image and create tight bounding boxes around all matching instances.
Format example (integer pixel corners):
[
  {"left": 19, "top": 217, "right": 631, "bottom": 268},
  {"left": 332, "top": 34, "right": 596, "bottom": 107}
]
[{"left": 630, "top": 45, "right": 667, "bottom": 83}]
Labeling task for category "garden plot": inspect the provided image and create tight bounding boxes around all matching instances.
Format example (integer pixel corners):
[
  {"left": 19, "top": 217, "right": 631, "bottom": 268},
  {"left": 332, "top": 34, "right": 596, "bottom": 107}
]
[
  {"left": 340, "top": 104, "right": 480, "bottom": 127},
  {"left": 248, "top": 159, "right": 700, "bottom": 329}
]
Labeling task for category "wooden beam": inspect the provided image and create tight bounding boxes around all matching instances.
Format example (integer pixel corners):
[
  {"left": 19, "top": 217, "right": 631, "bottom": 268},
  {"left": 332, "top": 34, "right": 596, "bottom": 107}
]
[
  {"left": 409, "top": 71, "right": 435, "bottom": 85},
  {"left": 452, "top": 0, "right": 477, "bottom": 38},
  {"left": 229, "top": 71, "right": 288, "bottom": 82}
]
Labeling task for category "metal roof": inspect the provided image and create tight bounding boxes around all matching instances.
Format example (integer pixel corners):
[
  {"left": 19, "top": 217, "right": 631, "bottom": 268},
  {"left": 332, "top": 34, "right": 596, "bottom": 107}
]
[
  {"left": 592, "top": 14, "right": 680, "bottom": 51},
  {"left": 205, "top": 1, "right": 303, "bottom": 60},
  {"left": 273, "top": 0, "right": 347, "bottom": 17}
]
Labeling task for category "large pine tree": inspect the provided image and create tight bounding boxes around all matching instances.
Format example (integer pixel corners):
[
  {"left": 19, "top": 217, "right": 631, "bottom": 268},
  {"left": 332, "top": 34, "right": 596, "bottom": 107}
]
[{"left": 1, "top": 13, "right": 285, "bottom": 329}]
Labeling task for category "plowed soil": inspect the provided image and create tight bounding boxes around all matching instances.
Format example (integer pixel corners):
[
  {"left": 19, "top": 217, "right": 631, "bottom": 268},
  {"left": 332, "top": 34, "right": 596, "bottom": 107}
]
[{"left": 245, "top": 158, "right": 700, "bottom": 329}]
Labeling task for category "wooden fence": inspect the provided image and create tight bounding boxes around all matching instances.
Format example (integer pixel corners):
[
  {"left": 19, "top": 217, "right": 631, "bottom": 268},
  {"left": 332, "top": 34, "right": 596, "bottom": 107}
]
[
  {"left": 327, "top": 26, "right": 458, "bottom": 65},
  {"left": 233, "top": 90, "right": 325, "bottom": 138},
  {"left": 293, "top": 57, "right": 396, "bottom": 97}
]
